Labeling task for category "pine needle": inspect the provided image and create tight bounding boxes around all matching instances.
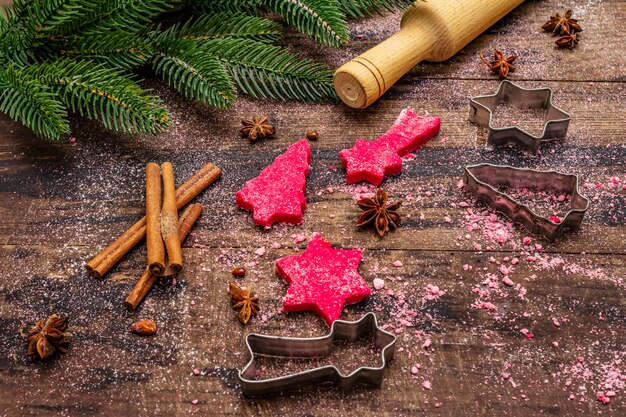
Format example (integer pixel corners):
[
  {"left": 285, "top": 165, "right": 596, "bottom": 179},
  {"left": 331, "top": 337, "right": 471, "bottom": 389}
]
[
  {"left": 0, "top": 64, "right": 70, "bottom": 141},
  {"left": 25, "top": 58, "right": 170, "bottom": 135}
]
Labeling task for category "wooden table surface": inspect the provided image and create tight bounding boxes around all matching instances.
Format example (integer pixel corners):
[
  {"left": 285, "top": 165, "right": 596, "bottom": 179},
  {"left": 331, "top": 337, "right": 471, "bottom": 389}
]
[{"left": 1, "top": 1, "right": 625, "bottom": 416}]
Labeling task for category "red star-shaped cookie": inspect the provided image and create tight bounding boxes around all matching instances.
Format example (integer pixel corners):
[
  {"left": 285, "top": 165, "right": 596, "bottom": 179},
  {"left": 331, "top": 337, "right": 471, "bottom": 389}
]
[
  {"left": 236, "top": 140, "right": 311, "bottom": 227},
  {"left": 339, "top": 108, "right": 440, "bottom": 185},
  {"left": 276, "top": 233, "right": 371, "bottom": 325}
]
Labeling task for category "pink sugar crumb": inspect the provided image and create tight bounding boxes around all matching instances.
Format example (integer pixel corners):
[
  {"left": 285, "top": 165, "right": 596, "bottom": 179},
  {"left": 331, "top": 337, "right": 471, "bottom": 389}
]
[
  {"left": 339, "top": 108, "right": 440, "bottom": 185},
  {"left": 392, "top": 260, "right": 403, "bottom": 267},
  {"left": 411, "top": 366, "right": 419, "bottom": 375},
  {"left": 473, "top": 301, "right": 497, "bottom": 311},
  {"left": 236, "top": 140, "right": 311, "bottom": 227},
  {"left": 422, "top": 339, "right": 431, "bottom": 349},
  {"left": 271, "top": 242, "right": 282, "bottom": 249},
  {"left": 502, "top": 277, "right": 514, "bottom": 287},
  {"left": 523, "top": 236, "right": 532, "bottom": 245},
  {"left": 193, "top": 368, "right": 200, "bottom": 375},
  {"left": 373, "top": 278, "right": 385, "bottom": 290},
  {"left": 191, "top": 400, "right": 198, "bottom": 405},
  {"left": 549, "top": 215, "right": 561, "bottom": 223},
  {"left": 597, "top": 392, "right": 610, "bottom": 404},
  {"left": 255, "top": 247, "right": 266, "bottom": 256},
  {"left": 424, "top": 284, "right": 446, "bottom": 301},
  {"left": 422, "top": 380, "right": 432, "bottom": 390},
  {"left": 293, "top": 234, "right": 307, "bottom": 244}
]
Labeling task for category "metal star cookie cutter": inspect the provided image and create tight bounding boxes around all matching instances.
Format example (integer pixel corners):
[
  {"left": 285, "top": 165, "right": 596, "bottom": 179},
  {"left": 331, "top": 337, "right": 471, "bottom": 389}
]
[
  {"left": 238, "top": 312, "right": 396, "bottom": 396},
  {"left": 469, "top": 80, "right": 571, "bottom": 154},
  {"left": 463, "top": 164, "right": 590, "bottom": 241}
]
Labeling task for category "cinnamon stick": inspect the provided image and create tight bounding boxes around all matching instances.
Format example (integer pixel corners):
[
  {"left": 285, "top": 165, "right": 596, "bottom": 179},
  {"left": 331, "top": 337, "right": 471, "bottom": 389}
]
[
  {"left": 125, "top": 204, "right": 203, "bottom": 310},
  {"left": 159, "top": 162, "right": 182, "bottom": 275},
  {"left": 146, "top": 163, "right": 165, "bottom": 275},
  {"left": 86, "top": 162, "right": 221, "bottom": 278}
]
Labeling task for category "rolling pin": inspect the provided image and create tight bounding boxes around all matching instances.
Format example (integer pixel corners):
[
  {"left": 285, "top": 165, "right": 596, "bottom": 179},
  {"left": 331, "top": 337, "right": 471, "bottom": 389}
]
[{"left": 334, "top": 0, "right": 525, "bottom": 109}]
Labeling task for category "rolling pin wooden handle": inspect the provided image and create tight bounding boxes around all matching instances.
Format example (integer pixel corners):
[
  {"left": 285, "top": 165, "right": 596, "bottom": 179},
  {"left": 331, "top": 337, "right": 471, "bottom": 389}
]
[{"left": 334, "top": 0, "right": 525, "bottom": 109}]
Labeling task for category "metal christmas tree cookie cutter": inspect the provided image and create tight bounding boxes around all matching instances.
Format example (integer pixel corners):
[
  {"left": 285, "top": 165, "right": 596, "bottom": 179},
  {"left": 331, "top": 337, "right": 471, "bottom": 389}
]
[
  {"left": 469, "top": 80, "right": 571, "bottom": 154},
  {"left": 463, "top": 164, "right": 590, "bottom": 241},
  {"left": 238, "top": 312, "right": 396, "bottom": 396}
]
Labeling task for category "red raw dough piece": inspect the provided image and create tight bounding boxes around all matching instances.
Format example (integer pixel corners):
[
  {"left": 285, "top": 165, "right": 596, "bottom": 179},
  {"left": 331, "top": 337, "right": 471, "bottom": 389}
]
[
  {"left": 236, "top": 139, "right": 311, "bottom": 227},
  {"left": 339, "top": 108, "right": 441, "bottom": 185},
  {"left": 276, "top": 233, "right": 371, "bottom": 326}
]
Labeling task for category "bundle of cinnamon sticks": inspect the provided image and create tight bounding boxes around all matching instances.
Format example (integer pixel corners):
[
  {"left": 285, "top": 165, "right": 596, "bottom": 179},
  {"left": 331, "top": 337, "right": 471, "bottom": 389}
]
[{"left": 86, "top": 162, "right": 221, "bottom": 309}]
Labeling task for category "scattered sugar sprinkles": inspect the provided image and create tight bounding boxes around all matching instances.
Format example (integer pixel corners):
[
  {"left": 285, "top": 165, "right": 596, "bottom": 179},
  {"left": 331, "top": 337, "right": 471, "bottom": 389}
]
[{"left": 1, "top": 4, "right": 624, "bottom": 415}]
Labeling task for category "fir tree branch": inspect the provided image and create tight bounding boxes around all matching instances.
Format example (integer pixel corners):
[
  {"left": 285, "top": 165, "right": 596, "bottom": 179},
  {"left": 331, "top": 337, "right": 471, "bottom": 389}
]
[
  {"left": 152, "top": 38, "right": 237, "bottom": 108},
  {"left": 186, "top": 0, "right": 263, "bottom": 16},
  {"left": 175, "top": 12, "right": 282, "bottom": 43},
  {"left": 25, "top": 58, "right": 170, "bottom": 135},
  {"left": 51, "top": 31, "right": 153, "bottom": 70},
  {"left": 266, "top": 0, "right": 349, "bottom": 47},
  {"left": 337, "top": 0, "right": 414, "bottom": 19},
  {"left": 198, "top": 38, "right": 336, "bottom": 102},
  {"left": 0, "top": 0, "right": 38, "bottom": 64},
  {"left": 0, "top": 64, "right": 70, "bottom": 141},
  {"left": 50, "top": 0, "right": 181, "bottom": 37}
]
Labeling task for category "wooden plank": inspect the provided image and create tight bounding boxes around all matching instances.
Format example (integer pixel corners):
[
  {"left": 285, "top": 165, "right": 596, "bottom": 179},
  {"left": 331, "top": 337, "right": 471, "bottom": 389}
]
[
  {"left": 0, "top": 0, "right": 624, "bottom": 415},
  {"left": 0, "top": 245, "right": 624, "bottom": 415}
]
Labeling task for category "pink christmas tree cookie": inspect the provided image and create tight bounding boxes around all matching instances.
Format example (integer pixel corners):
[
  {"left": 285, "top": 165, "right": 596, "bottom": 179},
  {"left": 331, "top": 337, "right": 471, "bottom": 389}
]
[
  {"left": 276, "top": 233, "right": 371, "bottom": 326},
  {"left": 236, "top": 139, "right": 311, "bottom": 227},
  {"left": 339, "top": 108, "right": 441, "bottom": 185}
]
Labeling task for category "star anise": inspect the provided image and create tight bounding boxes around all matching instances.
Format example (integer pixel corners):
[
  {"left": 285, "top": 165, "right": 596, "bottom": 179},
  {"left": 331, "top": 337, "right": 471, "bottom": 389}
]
[
  {"left": 241, "top": 115, "right": 275, "bottom": 141},
  {"left": 356, "top": 189, "right": 401, "bottom": 237},
  {"left": 542, "top": 10, "right": 582, "bottom": 36},
  {"left": 229, "top": 282, "right": 259, "bottom": 324},
  {"left": 480, "top": 48, "right": 517, "bottom": 79},
  {"left": 555, "top": 32, "right": 580, "bottom": 50},
  {"left": 25, "top": 314, "right": 70, "bottom": 360}
]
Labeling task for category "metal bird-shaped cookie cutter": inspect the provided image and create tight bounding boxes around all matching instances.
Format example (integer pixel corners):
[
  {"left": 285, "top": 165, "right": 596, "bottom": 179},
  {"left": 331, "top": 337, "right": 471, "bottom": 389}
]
[
  {"left": 469, "top": 80, "right": 571, "bottom": 154},
  {"left": 238, "top": 312, "right": 396, "bottom": 396},
  {"left": 463, "top": 164, "right": 590, "bottom": 241}
]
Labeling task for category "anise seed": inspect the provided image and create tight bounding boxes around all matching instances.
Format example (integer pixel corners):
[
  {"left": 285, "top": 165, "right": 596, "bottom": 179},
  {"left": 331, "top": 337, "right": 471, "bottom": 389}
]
[
  {"left": 130, "top": 319, "right": 157, "bottom": 335},
  {"left": 306, "top": 131, "right": 319, "bottom": 141},
  {"left": 231, "top": 267, "right": 246, "bottom": 277}
]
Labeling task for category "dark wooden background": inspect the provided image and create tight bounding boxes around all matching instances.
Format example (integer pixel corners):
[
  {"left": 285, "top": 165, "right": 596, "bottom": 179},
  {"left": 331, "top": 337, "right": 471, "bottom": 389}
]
[{"left": 1, "top": 1, "right": 625, "bottom": 416}]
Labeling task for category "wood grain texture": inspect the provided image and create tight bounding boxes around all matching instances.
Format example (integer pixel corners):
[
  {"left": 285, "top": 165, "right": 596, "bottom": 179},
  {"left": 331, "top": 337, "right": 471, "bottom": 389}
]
[{"left": 0, "top": 1, "right": 625, "bottom": 416}]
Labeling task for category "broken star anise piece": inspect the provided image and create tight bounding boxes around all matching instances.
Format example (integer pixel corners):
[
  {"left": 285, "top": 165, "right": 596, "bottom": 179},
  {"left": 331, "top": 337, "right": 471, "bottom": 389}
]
[
  {"left": 229, "top": 282, "right": 259, "bottom": 324},
  {"left": 130, "top": 319, "right": 157, "bottom": 335},
  {"left": 241, "top": 115, "right": 275, "bottom": 142},
  {"left": 555, "top": 32, "right": 580, "bottom": 49},
  {"left": 542, "top": 9, "right": 582, "bottom": 36},
  {"left": 356, "top": 189, "right": 401, "bottom": 237},
  {"left": 480, "top": 48, "right": 517, "bottom": 79},
  {"left": 26, "top": 314, "right": 70, "bottom": 360}
]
